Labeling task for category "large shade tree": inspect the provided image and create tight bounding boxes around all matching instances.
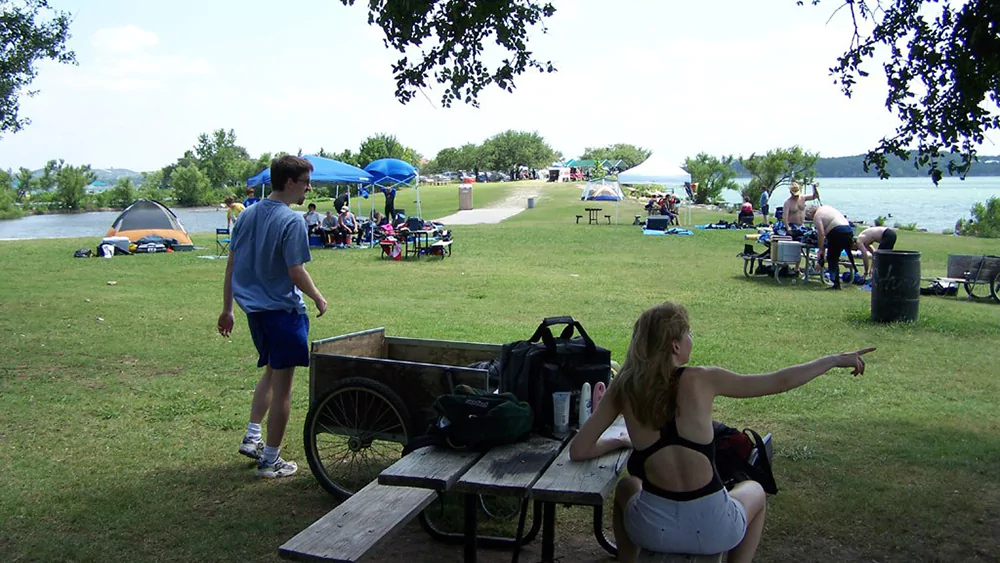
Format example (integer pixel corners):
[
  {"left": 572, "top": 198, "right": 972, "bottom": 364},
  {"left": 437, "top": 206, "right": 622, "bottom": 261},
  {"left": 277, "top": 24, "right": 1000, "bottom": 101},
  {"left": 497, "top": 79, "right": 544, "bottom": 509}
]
[
  {"left": 348, "top": 0, "right": 999, "bottom": 182},
  {"left": 738, "top": 146, "right": 820, "bottom": 206},
  {"left": 682, "top": 153, "right": 740, "bottom": 205},
  {"left": 581, "top": 144, "right": 652, "bottom": 169},
  {"left": 0, "top": 0, "right": 75, "bottom": 137},
  {"left": 481, "top": 130, "right": 556, "bottom": 178}
]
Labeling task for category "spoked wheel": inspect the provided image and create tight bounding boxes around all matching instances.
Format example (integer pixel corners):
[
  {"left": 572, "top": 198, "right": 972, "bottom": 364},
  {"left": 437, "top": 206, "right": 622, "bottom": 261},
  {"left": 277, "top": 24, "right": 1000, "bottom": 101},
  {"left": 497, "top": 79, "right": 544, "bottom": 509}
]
[
  {"left": 963, "top": 279, "right": 993, "bottom": 302},
  {"left": 304, "top": 377, "right": 412, "bottom": 501},
  {"left": 742, "top": 256, "right": 754, "bottom": 278},
  {"left": 991, "top": 273, "right": 1000, "bottom": 304}
]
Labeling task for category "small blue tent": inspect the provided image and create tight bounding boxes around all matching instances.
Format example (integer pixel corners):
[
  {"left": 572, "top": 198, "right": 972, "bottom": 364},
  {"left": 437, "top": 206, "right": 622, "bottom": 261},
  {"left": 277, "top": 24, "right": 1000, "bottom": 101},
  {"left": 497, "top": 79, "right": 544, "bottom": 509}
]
[{"left": 246, "top": 155, "right": 373, "bottom": 188}]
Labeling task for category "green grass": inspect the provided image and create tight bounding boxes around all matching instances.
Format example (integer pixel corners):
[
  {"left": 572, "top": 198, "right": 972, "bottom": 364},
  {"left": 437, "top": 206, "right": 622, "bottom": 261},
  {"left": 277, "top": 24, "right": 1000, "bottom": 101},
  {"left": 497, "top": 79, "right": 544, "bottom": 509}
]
[{"left": 1, "top": 180, "right": 998, "bottom": 562}]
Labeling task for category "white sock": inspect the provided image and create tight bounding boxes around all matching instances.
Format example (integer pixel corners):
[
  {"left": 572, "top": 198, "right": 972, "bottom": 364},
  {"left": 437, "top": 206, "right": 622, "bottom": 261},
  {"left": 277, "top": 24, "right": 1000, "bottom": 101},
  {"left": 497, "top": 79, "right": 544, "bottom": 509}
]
[
  {"left": 246, "top": 422, "right": 262, "bottom": 440},
  {"left": 262, "top": 444, "right": 280, "bottom": 465}
]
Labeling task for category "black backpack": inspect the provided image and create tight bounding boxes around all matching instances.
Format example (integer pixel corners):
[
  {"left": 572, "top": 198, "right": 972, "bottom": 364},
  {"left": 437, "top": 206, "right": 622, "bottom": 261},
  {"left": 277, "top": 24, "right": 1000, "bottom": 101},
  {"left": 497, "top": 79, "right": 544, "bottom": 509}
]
[
  {"left": 499, "top": 316, "right": 612, "bottom": 437},
  {"left": 403, "top": 386, "right": 533, "bottom": 453},
  {"left": 713, "top": 421, "right": 778, "bottom": 495}
]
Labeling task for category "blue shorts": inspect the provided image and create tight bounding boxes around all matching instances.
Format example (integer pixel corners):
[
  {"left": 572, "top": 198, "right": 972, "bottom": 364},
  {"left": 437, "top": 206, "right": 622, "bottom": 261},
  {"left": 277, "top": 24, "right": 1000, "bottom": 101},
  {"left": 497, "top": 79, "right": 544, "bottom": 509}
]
[
  {"left": 625, "top": 488, "right": 748, "bottom": 555},
  {"left": 246, "top": 310, "right": 310, "bottom": 369}
]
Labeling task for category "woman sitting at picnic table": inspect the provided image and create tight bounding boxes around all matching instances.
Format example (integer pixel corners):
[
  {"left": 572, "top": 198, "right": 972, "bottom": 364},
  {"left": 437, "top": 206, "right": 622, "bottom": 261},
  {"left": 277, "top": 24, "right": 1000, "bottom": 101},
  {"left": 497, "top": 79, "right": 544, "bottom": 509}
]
[{"left": 570, "top": 301, "right": 873, "bottom": 563}]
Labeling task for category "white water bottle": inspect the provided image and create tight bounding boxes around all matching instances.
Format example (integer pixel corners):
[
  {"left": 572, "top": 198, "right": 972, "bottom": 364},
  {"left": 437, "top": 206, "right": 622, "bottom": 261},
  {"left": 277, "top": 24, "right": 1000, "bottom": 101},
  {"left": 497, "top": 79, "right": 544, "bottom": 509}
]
[{"left": 578, "top": 382, "right": 592, "bottom": 427}]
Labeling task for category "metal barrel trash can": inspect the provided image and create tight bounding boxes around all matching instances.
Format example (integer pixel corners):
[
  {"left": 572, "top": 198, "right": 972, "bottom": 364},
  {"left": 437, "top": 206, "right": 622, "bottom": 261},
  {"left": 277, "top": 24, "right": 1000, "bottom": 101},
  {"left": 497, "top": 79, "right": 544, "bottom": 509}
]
[
  {"left": 458, "top": 185, "right": 473, "bottom": 210},
  {"left": 527, "top": 197, "right": 535, "bottom": 209},
  {"left": 871, "top": 250, "right": 921, "bottom": 322}
]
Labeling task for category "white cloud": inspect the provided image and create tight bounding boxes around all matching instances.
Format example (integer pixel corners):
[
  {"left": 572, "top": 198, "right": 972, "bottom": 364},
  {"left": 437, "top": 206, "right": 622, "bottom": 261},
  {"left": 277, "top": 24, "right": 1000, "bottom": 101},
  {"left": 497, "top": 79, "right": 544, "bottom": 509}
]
[{"left": 92, "top": 25, "right": 160, "bottom": 54}]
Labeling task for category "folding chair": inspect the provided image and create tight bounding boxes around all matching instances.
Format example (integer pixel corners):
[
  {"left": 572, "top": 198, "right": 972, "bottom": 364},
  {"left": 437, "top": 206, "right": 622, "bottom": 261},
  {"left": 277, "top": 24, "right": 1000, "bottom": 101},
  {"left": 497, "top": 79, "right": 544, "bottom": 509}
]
[{"left": 216, "top": 228, "right": 231, "bottom": 256}]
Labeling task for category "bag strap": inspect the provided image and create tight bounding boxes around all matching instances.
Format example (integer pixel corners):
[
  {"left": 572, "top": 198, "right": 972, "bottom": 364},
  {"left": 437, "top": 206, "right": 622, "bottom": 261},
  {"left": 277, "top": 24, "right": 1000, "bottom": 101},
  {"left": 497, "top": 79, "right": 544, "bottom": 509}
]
[
  {"left": 742, "top": 428, "right": 778, "bottom": 495},
  {"left": 528, "top": 316, "right": 597, "bottom": 354}
]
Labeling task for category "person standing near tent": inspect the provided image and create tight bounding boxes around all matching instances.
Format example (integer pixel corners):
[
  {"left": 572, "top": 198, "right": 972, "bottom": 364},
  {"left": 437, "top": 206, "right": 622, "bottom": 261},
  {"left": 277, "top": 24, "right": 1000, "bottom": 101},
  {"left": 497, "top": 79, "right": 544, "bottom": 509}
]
[
  {"left": 381, "top": 186, "right": 397, "bottom": 222},
  {"left": 224, "top": 197, "right": 245, "bottom": 229},
  {"left": 218, "top": 155, "right": 327, "bottom": 479},
  {"left": 805, "top": 204, "right": 854, "bottom": 290},
  {"left": 243, "top": 187, "right": 259, "bottom": 207}
]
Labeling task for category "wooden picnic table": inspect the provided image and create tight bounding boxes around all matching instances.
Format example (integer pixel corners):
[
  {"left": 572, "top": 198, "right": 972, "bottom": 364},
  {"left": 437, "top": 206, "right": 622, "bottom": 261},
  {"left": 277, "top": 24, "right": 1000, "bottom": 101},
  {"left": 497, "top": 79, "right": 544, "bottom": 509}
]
[{"left": 377, "top": 418, "right": 630, "bottom": 563}]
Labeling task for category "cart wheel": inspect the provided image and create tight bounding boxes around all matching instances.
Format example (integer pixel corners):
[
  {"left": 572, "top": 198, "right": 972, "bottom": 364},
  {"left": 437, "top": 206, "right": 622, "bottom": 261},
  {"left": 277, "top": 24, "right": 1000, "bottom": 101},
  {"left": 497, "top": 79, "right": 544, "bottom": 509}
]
[
  {"left": 963, "top": 279, "right": 993, "bottom": 302},
  {"left": 743, "top": 257, "right": 754, "bottom": 278},
  {"left": 304, "top": 377, "right": 412, "bottom": 501},
  {"left": 992, "top": 273, "right": 1000, "bottom": 304}
]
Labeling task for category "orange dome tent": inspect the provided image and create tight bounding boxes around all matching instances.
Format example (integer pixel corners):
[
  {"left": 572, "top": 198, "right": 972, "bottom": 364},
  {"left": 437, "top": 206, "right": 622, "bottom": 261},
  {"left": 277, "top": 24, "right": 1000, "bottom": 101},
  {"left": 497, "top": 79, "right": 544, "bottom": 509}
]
[{"left": 105, "top": 199, "right": 194, "bottom": 246}]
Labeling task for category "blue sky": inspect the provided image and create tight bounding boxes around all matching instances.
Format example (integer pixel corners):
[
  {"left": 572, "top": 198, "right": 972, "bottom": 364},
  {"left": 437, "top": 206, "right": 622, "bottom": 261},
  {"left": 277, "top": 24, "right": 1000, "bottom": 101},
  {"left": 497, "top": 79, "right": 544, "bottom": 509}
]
[{"left": 1, "top": 0, "right": 904, "bottom": 172}]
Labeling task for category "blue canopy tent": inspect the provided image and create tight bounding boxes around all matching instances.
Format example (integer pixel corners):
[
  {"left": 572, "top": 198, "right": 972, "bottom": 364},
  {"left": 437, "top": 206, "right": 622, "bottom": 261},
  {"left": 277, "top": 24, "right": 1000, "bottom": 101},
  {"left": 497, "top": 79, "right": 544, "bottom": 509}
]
[
  {"left": 246, "top": 154, "right": 373, "bottom": 190},
  {"left": 363, "top": 158, "right": 420, "bottom": 220}
]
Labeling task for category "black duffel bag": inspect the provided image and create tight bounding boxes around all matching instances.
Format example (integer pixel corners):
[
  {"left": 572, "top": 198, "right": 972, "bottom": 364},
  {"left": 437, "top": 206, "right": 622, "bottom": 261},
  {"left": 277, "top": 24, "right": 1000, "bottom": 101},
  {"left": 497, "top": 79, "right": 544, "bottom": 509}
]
[{"left": 499, "top": 316, "right": 611, "bottom": 437}]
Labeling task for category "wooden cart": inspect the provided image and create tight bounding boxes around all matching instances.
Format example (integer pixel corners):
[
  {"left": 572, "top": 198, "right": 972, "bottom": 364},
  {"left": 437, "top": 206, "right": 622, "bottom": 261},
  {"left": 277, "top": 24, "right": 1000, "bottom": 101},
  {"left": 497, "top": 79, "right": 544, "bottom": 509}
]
[
  {"left": 922, "top": 254, "right": 1000, "bottom": 303},
  {"left": 304, "top": 327, "right": 502, "bottom": 500}
]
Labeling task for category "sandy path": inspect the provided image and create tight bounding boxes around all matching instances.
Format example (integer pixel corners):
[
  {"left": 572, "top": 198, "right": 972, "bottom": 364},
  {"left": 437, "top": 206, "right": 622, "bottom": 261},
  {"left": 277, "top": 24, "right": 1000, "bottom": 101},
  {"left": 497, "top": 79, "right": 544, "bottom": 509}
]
[{"left": 433, "top": 183, "right": 546, "bottom": 225}]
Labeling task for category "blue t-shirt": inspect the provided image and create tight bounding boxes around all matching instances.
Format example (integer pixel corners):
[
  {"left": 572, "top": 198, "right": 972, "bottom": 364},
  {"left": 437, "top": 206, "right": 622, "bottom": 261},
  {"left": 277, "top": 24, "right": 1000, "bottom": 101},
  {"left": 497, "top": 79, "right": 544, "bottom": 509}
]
[
  {"left": 759, "top": 191, "right": 769, "bottom": 208},
  {"left": 230, "top": 199, "right": 311, "bottom": 314},
  {"left": 243, "top": 196, "right": 260, "bottom": 207}
]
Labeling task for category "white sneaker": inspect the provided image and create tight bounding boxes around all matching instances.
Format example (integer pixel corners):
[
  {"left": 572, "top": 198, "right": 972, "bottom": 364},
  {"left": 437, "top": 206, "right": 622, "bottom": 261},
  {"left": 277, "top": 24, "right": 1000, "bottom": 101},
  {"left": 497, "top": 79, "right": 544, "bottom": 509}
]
[
  {"left": 255, "top": 457, "right": 298, "bottom": 478},
  {"left": 238, "top": 436, "right": 264, "bottom": 460}
]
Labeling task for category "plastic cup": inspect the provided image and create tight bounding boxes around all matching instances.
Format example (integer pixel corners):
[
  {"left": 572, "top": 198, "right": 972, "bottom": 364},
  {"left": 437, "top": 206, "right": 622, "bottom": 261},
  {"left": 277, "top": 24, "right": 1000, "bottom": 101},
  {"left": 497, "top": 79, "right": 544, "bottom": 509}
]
[{"left": 552, "top": 392, "right": 571, "bottom": 436}]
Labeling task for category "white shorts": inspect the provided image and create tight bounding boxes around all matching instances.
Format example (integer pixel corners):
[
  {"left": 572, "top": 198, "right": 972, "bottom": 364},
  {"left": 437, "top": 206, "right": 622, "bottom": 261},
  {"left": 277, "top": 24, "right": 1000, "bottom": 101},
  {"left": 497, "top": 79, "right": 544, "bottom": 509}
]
[{"left": 624, "top": 487, "right": 748, "bottom": 555}]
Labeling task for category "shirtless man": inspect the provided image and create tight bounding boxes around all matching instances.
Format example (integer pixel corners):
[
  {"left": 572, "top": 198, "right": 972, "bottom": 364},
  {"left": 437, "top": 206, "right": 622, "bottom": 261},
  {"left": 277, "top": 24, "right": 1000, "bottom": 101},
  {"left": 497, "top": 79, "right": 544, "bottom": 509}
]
[
  {"left": 854, "top": 226, "right": 897, "bottom": 278},
  {"left": 782, "top": 182, "right": 820, "bottom": 227},
  {"left": 805, "top": 205, "right": 854, "bottom": 290}
]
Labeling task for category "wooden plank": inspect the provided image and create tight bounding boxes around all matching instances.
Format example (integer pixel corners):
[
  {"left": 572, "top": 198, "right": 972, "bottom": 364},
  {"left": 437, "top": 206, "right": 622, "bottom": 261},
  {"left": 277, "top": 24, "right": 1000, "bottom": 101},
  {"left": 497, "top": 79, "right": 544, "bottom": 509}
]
[
  {"left": 311, "top": 328, "right": 386, "bottom": 357},
  {"left": 947, "top": 254, "right": 1000, "bottom": 281},
  {"left": 379, "top": 446, "right": 483, "bottom": 490},
  {"left": 278, "top": 481, "right": 436, "bottom": 563},
  {"left": 636, "top": 551, "right": 722, "bottom": 563},
  {"left": 308, "top": 354, "right": 487, "bottom": 430},
  {"left": 453, "top": 436, "right": 563, "bottom": 496},
  {"left": 386, "top": 336, "right": 502, "bottom": 367},
  {"left": 531, "top": 417, "right": 630, "bottom": 506}
]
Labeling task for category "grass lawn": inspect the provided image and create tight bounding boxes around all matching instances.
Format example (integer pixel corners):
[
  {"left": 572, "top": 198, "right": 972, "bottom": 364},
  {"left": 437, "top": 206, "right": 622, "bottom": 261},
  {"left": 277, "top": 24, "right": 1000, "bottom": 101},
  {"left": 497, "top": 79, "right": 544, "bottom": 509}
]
[{"left": 1, "top": 180, "right": 998, "bottom": 562}]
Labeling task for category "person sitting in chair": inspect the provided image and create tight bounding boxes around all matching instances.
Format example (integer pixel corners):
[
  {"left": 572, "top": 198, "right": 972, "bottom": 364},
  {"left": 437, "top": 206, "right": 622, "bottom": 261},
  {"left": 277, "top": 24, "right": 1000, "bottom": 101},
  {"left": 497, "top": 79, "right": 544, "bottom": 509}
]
[
  {"left": 737, "top": 197, "right": 755, "bottom": 227},
  {"left": 303, "top": 203, "right": 322, "bottom": 235},
  {"left": 321, "top": 211, "right": 339, "bottom": 246},
  {"left": 337, "top": 205, "right": 357, "bottom": 247},
  {"left": 667, "top": 196, "right": 680, "bottom": 226}
]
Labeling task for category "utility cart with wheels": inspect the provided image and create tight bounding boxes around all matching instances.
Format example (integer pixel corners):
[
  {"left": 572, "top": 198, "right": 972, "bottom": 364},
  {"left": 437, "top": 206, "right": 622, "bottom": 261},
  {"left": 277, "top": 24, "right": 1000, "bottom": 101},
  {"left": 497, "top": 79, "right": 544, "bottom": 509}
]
[
  {"left": 921, "top": 254, "right": 1000, "bottom": 303},
  {"left": 304, "top": 327, "right": 501, "bottom": 500}
]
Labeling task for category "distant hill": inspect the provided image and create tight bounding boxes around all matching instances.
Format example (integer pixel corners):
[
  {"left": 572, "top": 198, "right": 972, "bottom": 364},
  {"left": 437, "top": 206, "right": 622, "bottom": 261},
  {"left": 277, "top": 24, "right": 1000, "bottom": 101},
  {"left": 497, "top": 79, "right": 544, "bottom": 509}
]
[
  {"left": 813, "top": 153, "right": 1000, "bottom": 177},
  {"left": 28, "top": 167, "right": 146, "bottom": 185}
]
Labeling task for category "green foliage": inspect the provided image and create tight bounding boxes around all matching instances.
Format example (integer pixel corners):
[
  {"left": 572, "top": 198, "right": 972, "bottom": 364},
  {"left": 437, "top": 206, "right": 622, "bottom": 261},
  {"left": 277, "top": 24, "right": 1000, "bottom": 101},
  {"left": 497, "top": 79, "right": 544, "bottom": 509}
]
[
  {"left": 171, "top": 164, "right": 211, "bottom": 206},
  {"left": 357, "top": 133, "right": 421, "bottom": 168},
  {"left": 55, "top": 163, "right": 95, "bottom": 210},
  {"left": 342, "top": 0, "right": 555, "bottom": 107},
  {"left": 893, "top": 222, "right": 919, "bottom": 231},
  {"left": 109, "top": 177, "right": 137, "bottom": 209},
  {"left": 0, "top": 167, "right": 22, "bottom": 218},
  {"left": 0, "top": 0, "right": 76, "bottom": 136},
  {"left": 875, "top": 215, "right": 887, "bottom": 227},
  {"left": 738, "top": 146, "right": 820, "bottom": 202},
  {"left": 803, "top": 0, "right": 1000, "bottom": 183},
  {"left": 194, "top": 129, "right": 251, "bottom": 189},
  {"left": 14, "top": 166, "right": 34, "bottom": 198},
  {"left": 683, "top": 153, "right": 739, "bottom": 205},
  {"left": 580, "top": 144, "right": 651, "bottom": 169},
  {"left": 481, "top": 130, "right": 555, "bottom": 175},
  {"left": 956, "top": 196, "right": 1000, "bottom": 238}
]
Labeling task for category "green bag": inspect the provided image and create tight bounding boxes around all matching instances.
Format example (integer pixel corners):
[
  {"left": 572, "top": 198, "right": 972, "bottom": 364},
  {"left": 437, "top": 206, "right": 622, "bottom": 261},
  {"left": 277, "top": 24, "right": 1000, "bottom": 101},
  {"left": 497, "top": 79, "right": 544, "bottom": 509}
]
[{"left": 425, "top": 387, "right": 534, "bottom": 451}]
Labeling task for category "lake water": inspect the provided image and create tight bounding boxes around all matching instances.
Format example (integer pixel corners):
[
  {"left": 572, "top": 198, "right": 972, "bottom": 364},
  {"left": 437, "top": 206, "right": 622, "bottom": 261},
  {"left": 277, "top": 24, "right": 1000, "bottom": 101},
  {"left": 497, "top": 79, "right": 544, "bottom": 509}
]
[{"left": 1, "top": 177, "right": 998, "bottom": 240}]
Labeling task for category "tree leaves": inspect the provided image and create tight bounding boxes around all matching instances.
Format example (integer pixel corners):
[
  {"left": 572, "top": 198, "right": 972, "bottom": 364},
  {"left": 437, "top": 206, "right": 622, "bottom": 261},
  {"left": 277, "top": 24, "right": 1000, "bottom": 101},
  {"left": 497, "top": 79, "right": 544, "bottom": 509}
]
[
  {"left": 342, "top": 0, "right": 556, "bottom": 108},
  {"left": 0, "top": 0, "right": 76, "bottom": 136}
]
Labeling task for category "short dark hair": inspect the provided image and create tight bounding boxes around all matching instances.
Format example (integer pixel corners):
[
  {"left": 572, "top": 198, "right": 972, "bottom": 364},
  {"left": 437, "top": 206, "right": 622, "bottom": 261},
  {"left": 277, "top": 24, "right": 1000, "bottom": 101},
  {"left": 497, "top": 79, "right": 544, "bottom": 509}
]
[
  {"left": 307, "top": 203, "right": 316, "bottom": 210},
  {"left": 271, "top": 155, "right": 312, "bottom": 191}
]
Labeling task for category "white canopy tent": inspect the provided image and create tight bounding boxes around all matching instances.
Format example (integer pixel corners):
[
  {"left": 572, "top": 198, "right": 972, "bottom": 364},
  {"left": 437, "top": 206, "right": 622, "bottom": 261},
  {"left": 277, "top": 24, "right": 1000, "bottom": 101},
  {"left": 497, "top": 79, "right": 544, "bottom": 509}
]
[{"left": 617, "top": 154, "right": 693, "bottom": 225}]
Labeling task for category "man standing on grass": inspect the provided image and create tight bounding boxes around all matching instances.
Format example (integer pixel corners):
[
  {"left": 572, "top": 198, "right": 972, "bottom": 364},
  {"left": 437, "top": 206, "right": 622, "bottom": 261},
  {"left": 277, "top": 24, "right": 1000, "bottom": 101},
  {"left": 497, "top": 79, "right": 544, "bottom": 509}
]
[
  {"left": 218, "top": 155, "right": 328, "bottom": 478},
  {"left": 805, "top": 204, "right": 854, "bottom": 291},
  {"left": 782, "top": 182, "right": 820, "bottom": 227}
]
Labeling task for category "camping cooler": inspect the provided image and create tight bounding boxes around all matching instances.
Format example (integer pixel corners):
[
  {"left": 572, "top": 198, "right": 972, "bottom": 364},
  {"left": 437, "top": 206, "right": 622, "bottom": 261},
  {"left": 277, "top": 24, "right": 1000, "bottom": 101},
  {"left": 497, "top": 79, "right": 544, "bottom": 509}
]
[{"left": 101, "top": 236, "right": 132, "bottom": 254}]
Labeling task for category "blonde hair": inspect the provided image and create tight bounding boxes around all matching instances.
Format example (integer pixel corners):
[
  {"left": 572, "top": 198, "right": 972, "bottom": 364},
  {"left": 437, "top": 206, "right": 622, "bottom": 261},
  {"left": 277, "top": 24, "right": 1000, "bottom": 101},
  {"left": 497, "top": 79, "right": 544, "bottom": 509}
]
[{"left": 613, "top": 301, "right": 690, "bottom": 428}]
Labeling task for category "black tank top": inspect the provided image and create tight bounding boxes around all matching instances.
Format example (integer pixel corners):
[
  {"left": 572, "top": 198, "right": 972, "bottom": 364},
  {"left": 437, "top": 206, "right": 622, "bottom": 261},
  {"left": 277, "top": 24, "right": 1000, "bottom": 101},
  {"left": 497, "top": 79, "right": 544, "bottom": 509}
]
[{"left": 626, "top": 368, "right": 724, "bottom": 501}]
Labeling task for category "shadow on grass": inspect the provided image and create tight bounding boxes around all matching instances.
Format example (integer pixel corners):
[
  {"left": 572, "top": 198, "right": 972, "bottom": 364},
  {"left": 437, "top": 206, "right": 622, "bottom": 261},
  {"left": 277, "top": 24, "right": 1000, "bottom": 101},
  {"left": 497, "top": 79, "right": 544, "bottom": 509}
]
[{"left": 4, "top": 459, "right": 339, "bottom": 563}]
